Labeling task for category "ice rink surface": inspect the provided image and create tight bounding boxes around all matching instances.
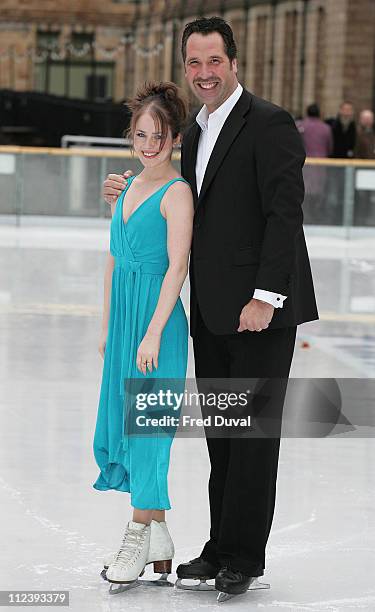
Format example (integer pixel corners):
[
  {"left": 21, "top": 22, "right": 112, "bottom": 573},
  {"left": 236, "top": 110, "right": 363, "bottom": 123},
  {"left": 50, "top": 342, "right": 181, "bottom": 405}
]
[{"left": 0, "top": 219, "right": 374, "bottom": 611}]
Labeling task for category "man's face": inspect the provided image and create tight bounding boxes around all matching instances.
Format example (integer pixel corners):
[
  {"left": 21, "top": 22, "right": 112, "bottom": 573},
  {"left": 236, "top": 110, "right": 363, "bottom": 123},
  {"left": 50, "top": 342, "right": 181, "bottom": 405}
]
[
  {"left": 184, "top": 32, "right": 238, "bottom": 113},
  {"left": 360, "top": 110, "right": 374, "bottom": 129},
  {"left": 339, "top": 103, "right": 354, "bottom": 123}
]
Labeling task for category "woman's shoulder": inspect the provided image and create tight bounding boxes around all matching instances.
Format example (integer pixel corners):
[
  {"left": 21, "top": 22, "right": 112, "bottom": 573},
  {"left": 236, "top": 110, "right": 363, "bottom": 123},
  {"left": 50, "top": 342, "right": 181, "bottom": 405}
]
[
  {"left": 166, "top": 176, "right": 192, "bottom": 195},
  {"left": 162, "top": 177, "right": 193, "bottom": 212}
]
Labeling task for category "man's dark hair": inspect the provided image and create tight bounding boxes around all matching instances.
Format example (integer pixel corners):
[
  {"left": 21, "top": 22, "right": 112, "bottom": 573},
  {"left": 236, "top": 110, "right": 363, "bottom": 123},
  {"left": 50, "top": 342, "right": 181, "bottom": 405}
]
[
  {"left": 307, "top": 103, "right": 320, "bottom": 118},
  {"left": 340, "top": 100, "right": 354, "bottom": 109},
  {"left": 181, "top": 16, "right": 237, "bottom": 64}
]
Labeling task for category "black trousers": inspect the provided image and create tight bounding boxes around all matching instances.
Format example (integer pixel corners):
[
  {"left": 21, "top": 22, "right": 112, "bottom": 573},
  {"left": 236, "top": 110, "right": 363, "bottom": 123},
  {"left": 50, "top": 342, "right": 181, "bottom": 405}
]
[{"left": 192, "top": 306, "right": 297, "bottom": 576}]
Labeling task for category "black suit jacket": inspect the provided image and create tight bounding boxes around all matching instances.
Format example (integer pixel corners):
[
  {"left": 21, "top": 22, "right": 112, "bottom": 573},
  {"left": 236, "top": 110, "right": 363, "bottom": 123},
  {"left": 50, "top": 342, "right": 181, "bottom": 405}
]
[{"left": 180, "top": 88, "right": 319, "bottom": 336}]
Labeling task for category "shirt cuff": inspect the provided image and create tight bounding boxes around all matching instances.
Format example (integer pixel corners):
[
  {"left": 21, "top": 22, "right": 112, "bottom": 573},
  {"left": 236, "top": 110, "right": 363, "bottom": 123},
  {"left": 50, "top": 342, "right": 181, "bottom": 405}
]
[{"left": 253, "top": 289, "right": 287, "bottom": 308}]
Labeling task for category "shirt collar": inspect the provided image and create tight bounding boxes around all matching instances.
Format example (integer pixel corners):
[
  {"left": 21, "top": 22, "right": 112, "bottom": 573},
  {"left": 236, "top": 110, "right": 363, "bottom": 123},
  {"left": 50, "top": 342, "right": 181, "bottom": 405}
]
[{"left": 196, "top": 82, "right": 243, "bottom": 130}]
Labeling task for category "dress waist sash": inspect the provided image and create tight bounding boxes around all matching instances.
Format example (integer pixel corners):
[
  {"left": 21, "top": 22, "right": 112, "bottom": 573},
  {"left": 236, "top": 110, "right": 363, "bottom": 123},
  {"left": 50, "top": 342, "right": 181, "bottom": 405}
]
[{"left": 114, "top": 257, "right": 168, "bottom": 275}]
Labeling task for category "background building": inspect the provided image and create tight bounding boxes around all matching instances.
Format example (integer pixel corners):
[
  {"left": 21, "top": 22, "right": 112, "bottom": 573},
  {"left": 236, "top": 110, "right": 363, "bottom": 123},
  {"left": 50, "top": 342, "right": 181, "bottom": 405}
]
[{"left": 0, "top": 0, "right": 374, "bottom": 141}]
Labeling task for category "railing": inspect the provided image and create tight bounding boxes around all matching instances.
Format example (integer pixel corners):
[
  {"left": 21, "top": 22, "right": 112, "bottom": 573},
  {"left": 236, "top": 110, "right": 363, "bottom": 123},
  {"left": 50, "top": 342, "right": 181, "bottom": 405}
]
[{"left": 0, "top": 146, "right": 374, "bottom": 230}]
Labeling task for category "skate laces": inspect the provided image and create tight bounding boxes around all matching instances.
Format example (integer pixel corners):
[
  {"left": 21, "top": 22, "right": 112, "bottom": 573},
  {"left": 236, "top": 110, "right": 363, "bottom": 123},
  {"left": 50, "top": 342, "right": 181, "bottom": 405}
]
[{"left": 112, "top": 526, "right": 148, "bottom": 568}]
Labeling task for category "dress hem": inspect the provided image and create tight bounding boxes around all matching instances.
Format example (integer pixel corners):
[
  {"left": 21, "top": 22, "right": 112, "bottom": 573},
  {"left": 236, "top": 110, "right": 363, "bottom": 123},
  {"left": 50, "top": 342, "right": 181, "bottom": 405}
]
[{"left": 92, "top": 481, "right": 171, "bottom": 510}]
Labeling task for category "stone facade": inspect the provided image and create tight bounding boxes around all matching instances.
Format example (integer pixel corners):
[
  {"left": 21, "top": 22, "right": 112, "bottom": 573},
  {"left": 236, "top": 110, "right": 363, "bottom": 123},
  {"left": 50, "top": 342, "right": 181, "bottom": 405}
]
[{"left": 0, "top": 0, "right": 374, "bottom": 116}]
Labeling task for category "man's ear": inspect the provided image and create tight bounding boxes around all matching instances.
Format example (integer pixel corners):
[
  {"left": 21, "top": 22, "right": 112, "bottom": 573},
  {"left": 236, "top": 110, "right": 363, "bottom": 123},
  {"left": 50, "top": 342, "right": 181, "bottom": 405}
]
[{"left": 231, "top": 58, "right": 238, "bottom": 74}]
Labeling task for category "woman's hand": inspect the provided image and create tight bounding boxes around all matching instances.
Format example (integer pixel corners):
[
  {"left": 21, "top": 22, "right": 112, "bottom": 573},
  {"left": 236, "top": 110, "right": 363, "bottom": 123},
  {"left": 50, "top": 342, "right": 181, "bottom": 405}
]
[
  {"left": 136, "top": 331, "right": 161, "bottom": 374},
  {"left": 102, "top": 169, "right": 134, "bottom": 205},
  {"left": 98, "top": 328, "right": 108, "bottom": 359}
]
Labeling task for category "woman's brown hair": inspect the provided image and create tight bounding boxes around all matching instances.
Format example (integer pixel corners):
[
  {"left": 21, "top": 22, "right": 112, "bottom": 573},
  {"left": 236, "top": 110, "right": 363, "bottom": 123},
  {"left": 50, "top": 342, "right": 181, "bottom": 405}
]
[{"left": 124, "top": 81, "right": 189, "bottom": 152}]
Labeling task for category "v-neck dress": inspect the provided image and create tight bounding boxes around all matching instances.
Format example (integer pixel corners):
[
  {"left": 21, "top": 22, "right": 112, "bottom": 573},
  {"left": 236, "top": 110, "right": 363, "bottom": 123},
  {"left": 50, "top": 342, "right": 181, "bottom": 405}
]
[{"left": 93, "top": 174, "right": 189, "bottom": 509}]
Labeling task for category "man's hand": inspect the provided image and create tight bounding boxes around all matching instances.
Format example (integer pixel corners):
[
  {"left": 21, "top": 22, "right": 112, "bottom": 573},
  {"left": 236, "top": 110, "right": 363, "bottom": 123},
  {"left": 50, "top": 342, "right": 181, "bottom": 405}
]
[
  {"left": 102, "top": 169, "right": 134, "bottom": 205},
  {"left": 237, "top": 299, "right": 274, "bottom": 332}
]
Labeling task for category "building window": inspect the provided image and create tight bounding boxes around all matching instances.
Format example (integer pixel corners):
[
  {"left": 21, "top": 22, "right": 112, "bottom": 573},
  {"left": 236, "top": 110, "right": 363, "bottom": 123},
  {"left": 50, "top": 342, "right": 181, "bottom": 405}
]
[
  {"left": 70, "top": 32, "right": 94, "bottom": 61},
  {"left": 34, "top": 30, "right": 61, "bottom": 94},
  {"left": 87, "top": 74, "right": 109, "bottom": 100},
  {"left": 36, "top": 30, "right": 60, "bottom": 51},
  {"left": 34, "top": 30, "right": 114, "bottom": 101}
]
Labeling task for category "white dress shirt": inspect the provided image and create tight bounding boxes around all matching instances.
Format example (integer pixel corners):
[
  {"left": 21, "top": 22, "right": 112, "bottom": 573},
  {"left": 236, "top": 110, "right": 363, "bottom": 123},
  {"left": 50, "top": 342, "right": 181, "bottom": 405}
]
[{"left": 195, "top": 82, "right": 287, "bottom": 309}]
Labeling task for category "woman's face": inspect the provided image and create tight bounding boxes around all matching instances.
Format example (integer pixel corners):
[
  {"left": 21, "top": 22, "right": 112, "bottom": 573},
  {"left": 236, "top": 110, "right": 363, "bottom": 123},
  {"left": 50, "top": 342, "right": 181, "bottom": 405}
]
[{"left": 133, "top": 110, "right": 178, "bottom": 168}]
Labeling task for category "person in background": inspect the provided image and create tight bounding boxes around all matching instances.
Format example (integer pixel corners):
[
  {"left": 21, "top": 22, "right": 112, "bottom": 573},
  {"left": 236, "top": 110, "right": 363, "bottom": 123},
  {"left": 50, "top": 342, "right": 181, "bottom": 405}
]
[
  {"left": 326, "top": 101, "right": 356, "bottom": 158},
  {"left": 353, "top": 109, "right": 375, "bottom": 224},
  {"left": 297, "top": 103, "right": 333, "bottom": 158},
  {"left": 354, "top": 109, "right": 375, "bottom": 159},
  {"left": 297, "top": 104, "right": 332, "bottom": 223}
]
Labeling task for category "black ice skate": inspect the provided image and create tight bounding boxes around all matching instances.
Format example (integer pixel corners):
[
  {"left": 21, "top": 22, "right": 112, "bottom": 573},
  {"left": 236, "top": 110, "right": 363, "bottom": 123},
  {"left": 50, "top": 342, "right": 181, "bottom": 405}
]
[
  {"left": 175, "top": 556, "right": 220, "bottom": 591},
  {"left": 215, "top": 566, "right": 270, "bottom": 603}
]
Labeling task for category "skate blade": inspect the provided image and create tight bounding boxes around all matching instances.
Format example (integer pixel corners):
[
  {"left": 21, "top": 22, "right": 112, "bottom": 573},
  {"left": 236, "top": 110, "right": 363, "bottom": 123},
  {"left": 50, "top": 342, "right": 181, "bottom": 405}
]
[
  {"left": 217, "top": 591, "right": 235, "bottom": 603},
  {"left": 217, "top": 578, "right": 271, "bottom": 603},
  {"left": 174, "top": 578, "right": 216, "bottom": 591},
  {"left": 139, "top": 573, "right": 174, "bottom": 588},
  {"left": 249, "top": 577, "right": 270, "bottom": 590},
  {"left": 108, "top": 580, "right": 141, "bottom": 595}
]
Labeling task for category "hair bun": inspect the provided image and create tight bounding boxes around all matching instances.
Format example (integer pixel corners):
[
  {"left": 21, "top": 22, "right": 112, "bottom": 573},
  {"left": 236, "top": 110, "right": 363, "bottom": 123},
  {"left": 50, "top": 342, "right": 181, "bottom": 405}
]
[
  {"left": 124, "top": 80, "right": 189, "bottom": 144},
  {"left": 150, "top": 81, "right": 179, "bottom": 102}
]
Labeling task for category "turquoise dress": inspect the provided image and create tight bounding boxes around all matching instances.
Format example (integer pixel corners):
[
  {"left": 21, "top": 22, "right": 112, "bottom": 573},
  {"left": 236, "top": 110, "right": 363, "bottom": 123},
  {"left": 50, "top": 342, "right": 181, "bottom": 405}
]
[{"left": 93, "top": 175, "right": 189, "bottom": 510}]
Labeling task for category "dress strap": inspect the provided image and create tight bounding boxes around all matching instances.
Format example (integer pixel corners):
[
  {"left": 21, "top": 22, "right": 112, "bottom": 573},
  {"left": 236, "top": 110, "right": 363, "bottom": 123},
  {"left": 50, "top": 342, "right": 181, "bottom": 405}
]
[
  {"left": 119, "top": 173, "right": 136, "bottom": 198},
  {"left": 164, "top": 177, "right": 189, "bottom": 187},
  {"left": 157, "top": 177, "right": 190, "bottom": 197}
]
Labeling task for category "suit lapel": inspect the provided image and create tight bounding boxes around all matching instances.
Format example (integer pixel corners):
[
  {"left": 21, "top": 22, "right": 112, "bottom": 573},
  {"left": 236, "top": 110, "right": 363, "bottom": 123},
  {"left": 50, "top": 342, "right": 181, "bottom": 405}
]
[
  {"left": 182, "top": 90, "right": 253, "bottom": 210},
  {"left": 186, "top": 124, "right": 201, "bottom": 205},
  {"left": 184, "top": 121, "right": 201, "bottom": 208},
  {"left": 195, "top": 90, "right": 253, "bottom": 209}
]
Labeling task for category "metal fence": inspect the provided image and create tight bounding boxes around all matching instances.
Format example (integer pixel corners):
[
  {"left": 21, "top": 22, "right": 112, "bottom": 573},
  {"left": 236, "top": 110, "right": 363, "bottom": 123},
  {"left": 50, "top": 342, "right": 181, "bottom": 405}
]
[{"left": 0, "top": 146, "right": 374, "bottom": 229}]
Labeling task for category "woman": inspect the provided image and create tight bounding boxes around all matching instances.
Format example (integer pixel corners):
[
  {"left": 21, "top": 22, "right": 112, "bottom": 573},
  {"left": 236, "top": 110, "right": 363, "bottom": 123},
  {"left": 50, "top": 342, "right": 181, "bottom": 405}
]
[{"left": 92, "top": 81, "right": 193, "bottom": 591}]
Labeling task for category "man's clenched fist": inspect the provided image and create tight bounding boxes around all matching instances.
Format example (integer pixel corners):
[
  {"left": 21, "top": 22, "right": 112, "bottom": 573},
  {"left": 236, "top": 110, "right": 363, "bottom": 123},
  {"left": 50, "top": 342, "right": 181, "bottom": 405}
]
[
  {"left": 102, "top": 169, "right": 134, "bottom": 205},
  {"left": 237, "top": 299, "right": 274, "bottom": 332}
]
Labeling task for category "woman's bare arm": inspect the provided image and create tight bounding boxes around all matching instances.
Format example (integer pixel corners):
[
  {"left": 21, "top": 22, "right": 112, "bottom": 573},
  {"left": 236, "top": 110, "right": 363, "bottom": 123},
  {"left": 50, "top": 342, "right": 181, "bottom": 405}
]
[
  {"left": 136, "top": 180, "right": 193, "bottom": 372},
  {"left": 147, "top": 180, "right": 194, "bottom": 336},
  {"left": 101, "top": 201, "right": 117, "bottom": 331}
]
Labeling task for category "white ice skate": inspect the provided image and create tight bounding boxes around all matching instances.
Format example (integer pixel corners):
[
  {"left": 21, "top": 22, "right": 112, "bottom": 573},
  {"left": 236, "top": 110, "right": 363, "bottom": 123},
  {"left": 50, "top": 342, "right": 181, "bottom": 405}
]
[
  {"left": 106, "top": 520, "right": 151, "bottom": 594},
  {"left": 102, "top": 519, "right": 174, "bottom": 589}
]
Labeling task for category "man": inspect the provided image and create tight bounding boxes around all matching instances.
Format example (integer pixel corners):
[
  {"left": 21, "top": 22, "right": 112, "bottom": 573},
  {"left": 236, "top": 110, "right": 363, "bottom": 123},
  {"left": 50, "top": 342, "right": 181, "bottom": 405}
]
[
  {"left": 353, "top": 109, "right": 375, "bottom": 225},
  {"left": 103, "top": 17, "right": 318, "bottom": 598},
  {"left": 354, "top": 109, "right": 375, "bottom": 159},
  {"left": 326, "top": 101, "right": 356, "bottom": 158}
]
